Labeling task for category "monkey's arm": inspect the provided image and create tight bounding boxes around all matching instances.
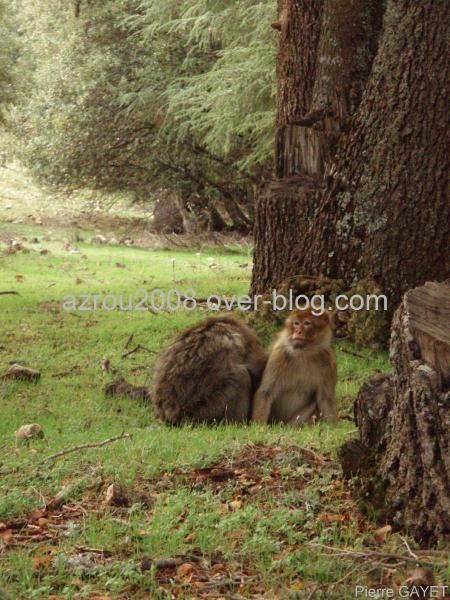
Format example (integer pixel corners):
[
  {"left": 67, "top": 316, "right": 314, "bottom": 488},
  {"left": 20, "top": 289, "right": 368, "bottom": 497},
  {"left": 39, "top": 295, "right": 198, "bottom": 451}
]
[
  {"left": 316, "top": 385, "right": 338, "bottom": 423},
  {"left": 251, "top": 386, "right": 273, "bottom": 423}
]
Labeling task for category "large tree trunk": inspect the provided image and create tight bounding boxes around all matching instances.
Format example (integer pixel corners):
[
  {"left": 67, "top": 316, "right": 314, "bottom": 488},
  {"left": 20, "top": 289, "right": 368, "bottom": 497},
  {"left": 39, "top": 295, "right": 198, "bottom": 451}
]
[
  {"left": 339, "top": 282, "right": 450, "bottom": 544},
  {"left": 251, "top": 0, "right": 450, "bottom": 313}
]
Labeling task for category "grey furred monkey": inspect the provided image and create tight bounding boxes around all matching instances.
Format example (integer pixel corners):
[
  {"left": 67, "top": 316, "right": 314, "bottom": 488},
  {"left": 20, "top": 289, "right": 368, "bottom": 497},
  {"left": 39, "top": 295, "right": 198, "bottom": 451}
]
[{"left": 152, "top": 315, "right": 267, "bottom": 425}]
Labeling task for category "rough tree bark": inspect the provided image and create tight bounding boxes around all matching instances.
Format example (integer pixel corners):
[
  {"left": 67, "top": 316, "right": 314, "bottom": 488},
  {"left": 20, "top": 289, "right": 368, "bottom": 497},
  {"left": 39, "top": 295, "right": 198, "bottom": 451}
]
[
  {"left": 251, "top": 0, "right": 450, "bottom": 313},
  {"left": 339, "top": 282, "right": 450, "bottom": 544}
]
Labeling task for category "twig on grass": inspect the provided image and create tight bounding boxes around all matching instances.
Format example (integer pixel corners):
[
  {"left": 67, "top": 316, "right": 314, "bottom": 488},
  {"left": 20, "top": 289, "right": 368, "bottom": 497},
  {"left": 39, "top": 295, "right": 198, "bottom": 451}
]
[
  {"left": 124, "top": 333, "right": 134, "bottom": 350},
  {"left": 0, "top": 290, "right": 20, "bottom": 295},
  {"left": 75, "top": 545, "right": 112, "bottom": 557},
  {"left": 44, "top": 433, "right": 131, "bottom": 461},
  {"left": 400, "top": 536, "right": 419, "bottom": 561},
  {"left": 2, "top": 433, "right": 132, "bottom": 474},
  {"left": 305, "top": 560, "right": 381, "bottom": 599},
  {"left": 121, "top": 344, "right": 156, "bottom": 359}
]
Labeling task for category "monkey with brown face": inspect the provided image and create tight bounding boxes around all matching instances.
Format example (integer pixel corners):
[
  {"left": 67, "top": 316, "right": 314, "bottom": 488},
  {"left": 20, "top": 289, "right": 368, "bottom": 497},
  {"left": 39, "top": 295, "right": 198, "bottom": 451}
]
[
  {"left": 152, "top": 315, "right": 267, "bottom": 425},
  {"left": 252, "top": 309, "right": 338, "bottom": 426}
]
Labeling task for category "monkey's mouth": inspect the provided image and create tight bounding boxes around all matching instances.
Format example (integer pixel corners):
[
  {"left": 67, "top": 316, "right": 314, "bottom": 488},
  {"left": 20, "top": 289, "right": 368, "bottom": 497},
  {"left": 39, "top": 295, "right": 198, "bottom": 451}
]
[{"left": 292, "top": 337, "right": 307, "bottom": 348}]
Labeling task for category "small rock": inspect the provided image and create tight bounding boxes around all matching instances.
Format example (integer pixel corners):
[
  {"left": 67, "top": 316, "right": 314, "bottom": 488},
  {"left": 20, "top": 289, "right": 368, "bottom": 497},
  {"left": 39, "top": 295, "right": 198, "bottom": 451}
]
[
  {"left": 46, "top": 487, "right": 71, "bottom": 510},
  {"left": 14, "top": 423, "right": 44, "bottom": 441},
  {"left": 103, "top": 378, "right": 151, "bottom": 402},
  {"left": 3, "top": 364, "right": 41, "bottom": 382},
  {"left": 406, "top": 567, "right": 434, "bottom": 588},
  {"left": 62, "top": 553, "right": 95, "bottom": 570},
  {"left": 91, "top": 234, "right": 107, "bottom": 244},
  {"left": 103, "top": 483, "right": 130, "bottom": 507},
  {"left": 40, "top": 249, "right": 49, "bottom": 255}
]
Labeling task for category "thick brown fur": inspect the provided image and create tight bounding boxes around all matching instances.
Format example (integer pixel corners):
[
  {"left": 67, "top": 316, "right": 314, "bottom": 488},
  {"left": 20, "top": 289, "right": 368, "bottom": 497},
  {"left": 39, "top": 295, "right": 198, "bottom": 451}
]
[
  {"left": 252, "top": 308, "right": 337, "bottom": 426},
  {"left": 152, "top": 315, "right": 267, "bottom": 425}
]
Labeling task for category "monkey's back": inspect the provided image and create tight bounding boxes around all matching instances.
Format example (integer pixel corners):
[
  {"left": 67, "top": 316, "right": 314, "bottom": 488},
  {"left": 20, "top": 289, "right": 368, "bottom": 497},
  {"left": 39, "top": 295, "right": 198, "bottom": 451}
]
[{"left": 152, "top": 315, "right": 266, "bottom": 425}]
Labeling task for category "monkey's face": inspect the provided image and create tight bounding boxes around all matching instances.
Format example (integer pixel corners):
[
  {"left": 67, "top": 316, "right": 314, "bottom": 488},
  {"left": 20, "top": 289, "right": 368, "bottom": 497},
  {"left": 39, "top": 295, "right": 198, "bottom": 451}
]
[{"left": 287, "top": 309, "right": 331, "bottom": 349}]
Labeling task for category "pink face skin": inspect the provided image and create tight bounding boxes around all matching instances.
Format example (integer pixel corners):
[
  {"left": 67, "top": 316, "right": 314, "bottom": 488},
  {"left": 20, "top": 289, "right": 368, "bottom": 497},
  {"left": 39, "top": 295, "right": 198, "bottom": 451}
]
[{"left": 290, "top": 317, "right": 314, "bottom": 348}]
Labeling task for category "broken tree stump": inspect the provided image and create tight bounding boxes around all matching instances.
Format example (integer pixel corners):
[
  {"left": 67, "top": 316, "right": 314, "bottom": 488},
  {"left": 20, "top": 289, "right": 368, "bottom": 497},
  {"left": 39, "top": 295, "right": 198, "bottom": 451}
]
[{"left": 339, "top": 281, "right": 450, "bottom": 544}]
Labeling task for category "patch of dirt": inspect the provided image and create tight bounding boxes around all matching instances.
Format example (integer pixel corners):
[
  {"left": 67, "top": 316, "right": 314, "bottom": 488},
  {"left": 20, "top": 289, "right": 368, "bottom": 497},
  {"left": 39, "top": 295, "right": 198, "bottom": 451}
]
[{"left": 147, "top": 442, "right": 335, "bottom": 499}]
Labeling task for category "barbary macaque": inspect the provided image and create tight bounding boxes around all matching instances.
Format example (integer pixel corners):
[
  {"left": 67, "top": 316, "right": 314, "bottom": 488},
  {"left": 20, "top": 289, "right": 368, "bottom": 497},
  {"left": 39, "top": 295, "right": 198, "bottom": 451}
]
[
  {"left": 252, "top": 309, "right": 337, "bottom": 426},
  {"left": 152, "top": 315, "right": 267, "bottom": 425}
]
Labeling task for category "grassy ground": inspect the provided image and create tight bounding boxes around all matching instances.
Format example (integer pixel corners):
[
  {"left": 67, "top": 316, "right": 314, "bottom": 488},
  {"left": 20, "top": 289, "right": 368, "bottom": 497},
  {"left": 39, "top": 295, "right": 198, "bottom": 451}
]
[{"left": 0, "top": 218, "right": 447, "bottom": 599}]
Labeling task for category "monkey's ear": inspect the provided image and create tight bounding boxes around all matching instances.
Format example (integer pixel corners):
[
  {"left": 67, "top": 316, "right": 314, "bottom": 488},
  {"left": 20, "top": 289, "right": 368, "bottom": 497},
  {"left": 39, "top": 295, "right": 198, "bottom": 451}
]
[
  {"left": 315, "top": 310, "right": 333, "bottom": 328},
  {"left": 326, "top": 309, "right": 336, "bottom": 328}
]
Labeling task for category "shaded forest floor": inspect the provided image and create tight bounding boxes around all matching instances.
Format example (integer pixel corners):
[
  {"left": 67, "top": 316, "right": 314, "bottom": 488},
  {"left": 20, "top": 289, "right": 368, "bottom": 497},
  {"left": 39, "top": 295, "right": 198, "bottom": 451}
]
[
  {"left": 0, "top": 162, "right": 250, "bottom": 250},
  {"left": 0, "top": 181, "right": 448, "bottom": 598},
  {"left": 0, "top": 162, "right": 152, "bottom": 234}
]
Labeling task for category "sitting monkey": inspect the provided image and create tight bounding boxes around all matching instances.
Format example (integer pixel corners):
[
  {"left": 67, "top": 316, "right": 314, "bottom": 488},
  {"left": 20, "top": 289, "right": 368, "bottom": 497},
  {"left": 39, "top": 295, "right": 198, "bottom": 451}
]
[
  {"left": 152, "top": 315, "right": 267, "bottom": 425},
  {"left": 252, "top": 308, "right": 338, "bottom": 425}
]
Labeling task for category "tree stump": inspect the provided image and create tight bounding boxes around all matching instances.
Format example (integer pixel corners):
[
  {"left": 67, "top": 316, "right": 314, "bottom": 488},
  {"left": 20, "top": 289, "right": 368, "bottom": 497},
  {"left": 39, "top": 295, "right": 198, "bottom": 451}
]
[{"left": 339, "top": 281, "right": 450, "bottom": 544}]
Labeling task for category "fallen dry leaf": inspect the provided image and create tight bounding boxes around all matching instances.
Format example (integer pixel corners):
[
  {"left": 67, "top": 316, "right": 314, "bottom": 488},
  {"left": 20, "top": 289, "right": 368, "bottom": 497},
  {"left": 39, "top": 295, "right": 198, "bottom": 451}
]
[
  {"left": 229, "top": 500, "right": 243, "bottom": 512},
  {"left": 32, "top": 554, "right": 52, "bottom": 573},
  {"left": 177, "top": 562, "right": 194, "bottom": 581},
  {"left": 0, "top": 529, "right": 13, "bottom": 543},
  {"left": 374, "top": 524, "right": 392, "bottom": 543}
]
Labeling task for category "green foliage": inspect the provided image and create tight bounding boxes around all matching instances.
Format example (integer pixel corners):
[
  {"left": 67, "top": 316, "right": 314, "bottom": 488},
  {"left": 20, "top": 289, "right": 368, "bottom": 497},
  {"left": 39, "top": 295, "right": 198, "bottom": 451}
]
[
  {"left": 0, "top": 1, "right": 17, "bottom": 122},
  {"left": 7, "top": 0, "right": 276, "bottom": 206},
  {"left": 9, "top": 0, "right": 153, "bottom": 191},
  {"left": 127, "top": 0, "right": 276, "bottom": 172}
]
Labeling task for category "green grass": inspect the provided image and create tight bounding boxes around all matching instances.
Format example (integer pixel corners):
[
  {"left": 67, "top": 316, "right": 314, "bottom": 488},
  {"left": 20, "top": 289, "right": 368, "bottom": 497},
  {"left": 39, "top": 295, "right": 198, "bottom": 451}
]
[{"left": 0, "top": 226, "right": 447, "bottom": 599}]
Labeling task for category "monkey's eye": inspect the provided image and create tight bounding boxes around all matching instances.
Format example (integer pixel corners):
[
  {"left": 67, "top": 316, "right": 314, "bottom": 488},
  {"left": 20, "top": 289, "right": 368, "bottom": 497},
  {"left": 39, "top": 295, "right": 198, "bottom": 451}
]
[{"left": 303, "top": 320, "right": 312, "bottom": 327}]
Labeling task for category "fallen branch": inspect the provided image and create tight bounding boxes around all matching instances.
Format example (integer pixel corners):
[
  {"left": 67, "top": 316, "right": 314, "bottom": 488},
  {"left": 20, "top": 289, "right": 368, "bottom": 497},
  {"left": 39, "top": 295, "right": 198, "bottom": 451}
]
[
  {"left": 44, "top": 433, "right": 131, "bottom": 461},
  {"left": 0, "top": 291, "right": 20, "bottom": 295},
  {"left": 308, "top": 543, "right": 446, "bottom": 568}
]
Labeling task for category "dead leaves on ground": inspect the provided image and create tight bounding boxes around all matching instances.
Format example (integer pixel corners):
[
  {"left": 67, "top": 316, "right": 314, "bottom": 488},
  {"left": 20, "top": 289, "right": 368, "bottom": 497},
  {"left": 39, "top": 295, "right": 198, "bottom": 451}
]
[
  {"left": 140, "top": 548, "right": 260, "bottom": 598},
  {"left": 149, "top": 442, "right": 335, "bottom": 501},
  {"left": 0, "top": 443, "right": 373, "bottom": 598},
  {"left": 0, "top": 502, "right": 88, "bottom": 549}
]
